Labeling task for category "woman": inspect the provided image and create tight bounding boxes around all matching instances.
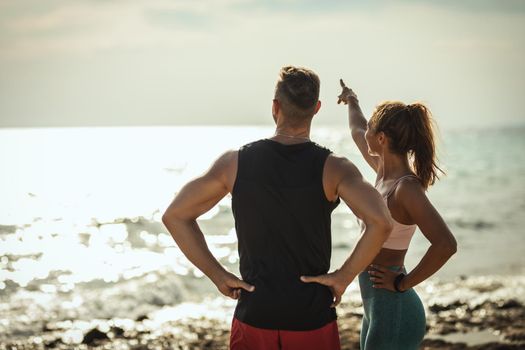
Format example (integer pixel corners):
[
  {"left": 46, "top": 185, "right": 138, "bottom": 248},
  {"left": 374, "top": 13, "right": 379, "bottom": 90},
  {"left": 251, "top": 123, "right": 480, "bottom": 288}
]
[{"left": 337, "top": 79, "right": 457, "bottom": 349}]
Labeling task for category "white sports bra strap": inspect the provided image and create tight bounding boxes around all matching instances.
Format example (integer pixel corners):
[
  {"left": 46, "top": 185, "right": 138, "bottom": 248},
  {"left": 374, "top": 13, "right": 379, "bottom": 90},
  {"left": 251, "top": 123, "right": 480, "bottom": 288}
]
[{"left": 385, "top": 175, "right": 419, "bottom": 198}]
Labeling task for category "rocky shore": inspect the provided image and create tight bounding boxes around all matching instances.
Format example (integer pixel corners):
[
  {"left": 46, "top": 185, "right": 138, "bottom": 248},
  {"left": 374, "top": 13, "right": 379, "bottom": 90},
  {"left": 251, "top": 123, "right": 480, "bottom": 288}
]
[{"left": 2, "top": 286, "right": 524, "bottom": 350}]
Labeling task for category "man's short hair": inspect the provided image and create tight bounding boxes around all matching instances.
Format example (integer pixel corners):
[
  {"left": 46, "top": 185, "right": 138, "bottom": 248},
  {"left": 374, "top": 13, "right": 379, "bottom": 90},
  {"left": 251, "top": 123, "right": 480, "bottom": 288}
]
[{"left": 274, "top": 66, "right": 320, "bottom": 122}]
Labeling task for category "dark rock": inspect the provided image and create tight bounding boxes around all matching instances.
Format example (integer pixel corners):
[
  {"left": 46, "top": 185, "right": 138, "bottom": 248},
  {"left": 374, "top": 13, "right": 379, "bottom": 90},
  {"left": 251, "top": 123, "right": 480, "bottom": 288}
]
[
  {"left": 82, "top": 327, "right": 109, "bottom": 345},
  {"left": 136, "top": 314, "right": 149, "bottom": 321},
  {"left": 472, "top": 342, "right": 525, "bottom": 350},
  {"left": 131, "top": 346, "right": 150, "bottom": 350},
  {"left": 429, "top": 300, "right": 465, "bottom": 313},
  {"left": 496, "top": 299, "right": 522, "bottom": 309},
  {"left": 438, "top": 323, "right": 461, "bottom": 335},
  {"left": 421, "top": 338, "right": 467, "bottom": 349},
  {"left": 503, "top": 327, "right": 525, "bottom": 342},
  {"left": 44, "top": 338, "right": 63, "bottom": 348},
  {"left": 110, "top": 326, "right": 125, "bottom": 338}
]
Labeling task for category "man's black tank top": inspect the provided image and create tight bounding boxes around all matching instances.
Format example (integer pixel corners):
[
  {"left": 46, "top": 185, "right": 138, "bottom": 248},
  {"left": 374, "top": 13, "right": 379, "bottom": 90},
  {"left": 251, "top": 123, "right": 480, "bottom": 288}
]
[{"left": 231, "top": 138, "right": 340, "bottom": 331}]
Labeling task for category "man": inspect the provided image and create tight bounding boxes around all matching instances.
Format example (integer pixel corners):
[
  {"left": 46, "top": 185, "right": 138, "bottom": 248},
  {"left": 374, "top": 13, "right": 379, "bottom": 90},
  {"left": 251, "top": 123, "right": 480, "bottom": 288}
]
[{"left": 162, "top": 66, "right": 393, "bottom": 350}]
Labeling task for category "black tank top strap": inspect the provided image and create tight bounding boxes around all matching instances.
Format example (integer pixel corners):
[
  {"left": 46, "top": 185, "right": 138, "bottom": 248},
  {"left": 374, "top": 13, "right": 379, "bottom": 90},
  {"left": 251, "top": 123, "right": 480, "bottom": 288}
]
[{"left": 313, "top": 142, "right": 331, "bottom": 180}]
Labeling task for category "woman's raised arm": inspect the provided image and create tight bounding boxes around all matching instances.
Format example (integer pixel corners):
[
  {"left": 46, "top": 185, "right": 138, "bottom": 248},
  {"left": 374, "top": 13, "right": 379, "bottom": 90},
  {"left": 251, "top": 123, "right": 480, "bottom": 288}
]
[{"left": 338, "top": 79, "right": 380, "bottom": 173}]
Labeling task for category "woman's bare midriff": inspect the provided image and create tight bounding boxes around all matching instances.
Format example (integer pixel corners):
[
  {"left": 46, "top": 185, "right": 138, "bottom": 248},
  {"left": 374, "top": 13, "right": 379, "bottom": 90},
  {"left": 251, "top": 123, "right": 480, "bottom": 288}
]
[{"left": 370, "top": 247, "right": 408, "bottom": 267}]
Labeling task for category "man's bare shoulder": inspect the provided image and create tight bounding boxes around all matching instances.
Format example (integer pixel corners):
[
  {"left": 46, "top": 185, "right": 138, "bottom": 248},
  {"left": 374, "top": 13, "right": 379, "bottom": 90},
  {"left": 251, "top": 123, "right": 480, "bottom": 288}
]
[
  {"left": 207, "top": 149, "right": 236, "bottom": 170},
  {"left": 209, "top": 150, "right": 238, "bottom": 192},
  {"left": 325, "top": 153, "right": 362, "bottom": 180},
  {"left": 214, "top": 150, "right": 238, "bottom": 168}
]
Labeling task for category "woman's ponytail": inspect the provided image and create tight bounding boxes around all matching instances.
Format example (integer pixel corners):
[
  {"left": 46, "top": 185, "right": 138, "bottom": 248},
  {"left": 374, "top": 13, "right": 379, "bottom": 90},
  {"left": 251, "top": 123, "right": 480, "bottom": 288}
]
[
  {"left": 406, "top": 103, "right": 443, "bottom": 189},
  {"left": 370, "top": 101, "right": 444, "bottom": 189}
]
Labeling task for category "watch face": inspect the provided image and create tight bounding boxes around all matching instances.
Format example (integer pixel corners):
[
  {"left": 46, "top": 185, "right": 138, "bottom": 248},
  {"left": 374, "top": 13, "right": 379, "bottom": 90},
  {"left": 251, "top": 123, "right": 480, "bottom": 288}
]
[{"left": 394, "top": 273, "right": 406, "bottom": 292}]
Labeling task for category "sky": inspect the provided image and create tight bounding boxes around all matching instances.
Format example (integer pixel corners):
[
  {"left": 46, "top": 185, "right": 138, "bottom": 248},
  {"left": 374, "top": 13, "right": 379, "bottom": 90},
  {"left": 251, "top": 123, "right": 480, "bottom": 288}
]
[{"left": 0, "top": 0, "right": 524, "bottom": 129}]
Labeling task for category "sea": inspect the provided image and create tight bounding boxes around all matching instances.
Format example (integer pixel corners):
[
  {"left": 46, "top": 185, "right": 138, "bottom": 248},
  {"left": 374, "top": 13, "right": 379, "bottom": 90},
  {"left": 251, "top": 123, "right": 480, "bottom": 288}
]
[{"left": 1, "top": 125, "right": 524, "bottom": 342}]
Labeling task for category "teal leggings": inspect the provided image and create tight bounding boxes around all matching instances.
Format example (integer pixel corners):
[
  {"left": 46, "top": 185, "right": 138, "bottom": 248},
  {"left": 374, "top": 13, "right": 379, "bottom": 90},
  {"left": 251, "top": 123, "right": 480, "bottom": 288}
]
[{"left": 358, "top": 266, "right": 426, "bottom": 350}]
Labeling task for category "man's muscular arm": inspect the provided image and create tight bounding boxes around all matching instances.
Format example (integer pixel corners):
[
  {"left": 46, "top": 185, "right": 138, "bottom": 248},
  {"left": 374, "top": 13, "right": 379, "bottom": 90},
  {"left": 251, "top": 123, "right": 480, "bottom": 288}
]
[
  {"left": 162, "top": 150, "right": 254, "bottom": 300},
  {"left": 301, "top": 155, "right": 392, "bottom": 307},
  {"left": 329, "top": 155, "right": 393, "bottom": 279}
]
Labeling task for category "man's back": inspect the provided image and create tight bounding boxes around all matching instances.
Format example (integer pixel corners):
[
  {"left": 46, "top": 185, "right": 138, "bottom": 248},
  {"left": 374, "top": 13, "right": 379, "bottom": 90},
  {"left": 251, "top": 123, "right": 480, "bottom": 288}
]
[
  {"left": 232, "top": 138, "right": 339, "bottom": 330},
  {"left": 162, "top": 65, "right": 392, "bottom": 350}
]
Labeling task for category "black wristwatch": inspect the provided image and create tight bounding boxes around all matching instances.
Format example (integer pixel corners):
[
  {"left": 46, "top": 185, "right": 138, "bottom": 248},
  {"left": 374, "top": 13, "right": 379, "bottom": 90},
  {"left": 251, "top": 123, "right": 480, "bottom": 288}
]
[{"left": 394, "top": 273, "right": 406, "bottom": 293}]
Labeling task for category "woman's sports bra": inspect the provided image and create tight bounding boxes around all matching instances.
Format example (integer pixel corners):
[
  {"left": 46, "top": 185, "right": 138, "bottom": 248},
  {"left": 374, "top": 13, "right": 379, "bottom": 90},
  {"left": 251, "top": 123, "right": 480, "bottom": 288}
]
[{"left": 359, "top": 175, "right": 418, "bottom": 250}]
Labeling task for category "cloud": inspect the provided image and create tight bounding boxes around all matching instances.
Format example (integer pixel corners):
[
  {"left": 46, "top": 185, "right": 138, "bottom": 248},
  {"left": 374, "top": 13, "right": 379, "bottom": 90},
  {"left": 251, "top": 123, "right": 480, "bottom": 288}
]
[
  {"left": 0, "top": 0, "right": 274, "bottom": 59},
  {"left": 1, "top": 0, "right": 524, "bottom": 60},
  {"left": 228, "top": 0, "right": 525, "bottom": 15},
  {"left": 0, "top": 0, "right": 524, "bottom": 128},
  {"left": 402, "top": 0, "right": 525, "bottom": 14}
]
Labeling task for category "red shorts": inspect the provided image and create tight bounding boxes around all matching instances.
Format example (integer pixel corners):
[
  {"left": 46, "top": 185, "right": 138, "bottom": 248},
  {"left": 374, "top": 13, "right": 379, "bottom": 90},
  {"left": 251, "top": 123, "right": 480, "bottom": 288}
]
[{"left": 229, "top": 317, "right": 341, "bottom": 350}]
